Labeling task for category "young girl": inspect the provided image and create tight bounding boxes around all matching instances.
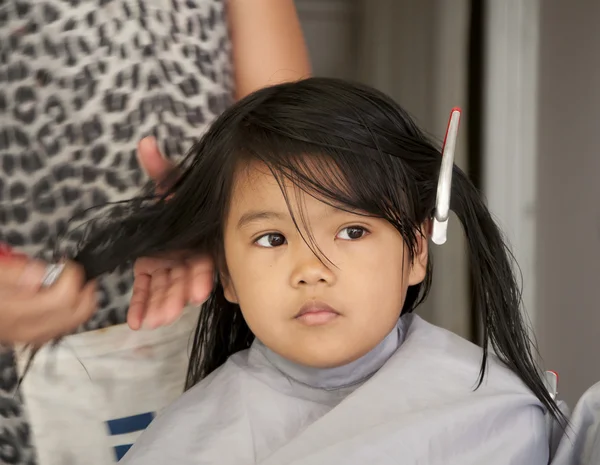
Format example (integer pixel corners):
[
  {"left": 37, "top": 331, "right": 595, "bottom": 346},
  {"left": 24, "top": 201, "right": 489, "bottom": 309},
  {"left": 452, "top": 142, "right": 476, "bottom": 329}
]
[{"left": 73, "top": 77, "right": 563, "bottom": 464}]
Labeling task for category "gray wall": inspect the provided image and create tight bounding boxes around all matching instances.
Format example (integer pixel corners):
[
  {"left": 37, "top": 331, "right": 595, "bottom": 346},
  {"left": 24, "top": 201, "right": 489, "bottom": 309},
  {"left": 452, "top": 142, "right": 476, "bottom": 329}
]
[{"left": 536, "top": 0, "right": 600, "bottom": 406}]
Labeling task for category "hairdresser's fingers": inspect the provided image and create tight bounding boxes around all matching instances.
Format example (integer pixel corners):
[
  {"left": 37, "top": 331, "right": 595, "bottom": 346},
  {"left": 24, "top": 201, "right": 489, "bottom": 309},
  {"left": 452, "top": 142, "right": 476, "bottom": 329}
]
[
  {"left": 0, "top": 256, "right": 47, "bottom": 292},
  {"left": 137, "top": 137, "right": 176, "bottom": 189},
  {"left": 35, "top": 262, "right": 87, "bottom": 312},
  {"left": 128, "top": 273, "right": 152, "bottom": 330},
  {"left": 187, "top": 255, "right": 215, "bottom": 305},
  {"left": 68, "top": 280, "right": 98, "bottom": 330},
  {"left": 129, "top": 254, "right": 212, "bottom": 330},
  {"left": 0, "top": 262, "right": 88, "bottom": 344},
  {"left": 144, "top": 268, "right": 171, "bottom": 329},
  {"left": 4, "top": 273, "right": 95, "bottom": 345},
  {"left": 156, "top": 265, "right": 188, "bottom": 327},
  {"left": 129, "top": 256, "right": 174, "bottom": 329},
  {"left": 27, "top": 281, "right": 98, "bottom": 345},
  {"left": 6, "top": 262, "right": 87, "bottom": 324}
]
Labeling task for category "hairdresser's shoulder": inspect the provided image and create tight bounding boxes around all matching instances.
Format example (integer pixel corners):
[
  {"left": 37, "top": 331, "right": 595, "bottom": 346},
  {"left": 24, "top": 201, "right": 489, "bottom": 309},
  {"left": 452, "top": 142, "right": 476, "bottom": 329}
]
[
  {"left": 120, "top": 350, "right": 253, "bottom": 464},
  {"left": 400, "top": 315, "right": 537, "bottom": 395}
]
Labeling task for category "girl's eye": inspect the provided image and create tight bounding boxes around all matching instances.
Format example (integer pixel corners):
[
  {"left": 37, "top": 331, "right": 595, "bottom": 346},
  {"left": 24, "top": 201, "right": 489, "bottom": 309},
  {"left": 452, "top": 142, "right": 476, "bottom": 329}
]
[
  {"left": 337, "top": 226, "right": 369, "bottom": 241},
  {"left": 255, "top": 233, "right": 287, "bottom": 248}
]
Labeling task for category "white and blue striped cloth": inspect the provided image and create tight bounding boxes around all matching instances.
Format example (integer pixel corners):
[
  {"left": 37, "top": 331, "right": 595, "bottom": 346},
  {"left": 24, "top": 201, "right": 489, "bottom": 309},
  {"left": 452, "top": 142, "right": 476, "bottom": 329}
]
[{"left": 16, "top": 307, "right": 199, "bottom": 464}]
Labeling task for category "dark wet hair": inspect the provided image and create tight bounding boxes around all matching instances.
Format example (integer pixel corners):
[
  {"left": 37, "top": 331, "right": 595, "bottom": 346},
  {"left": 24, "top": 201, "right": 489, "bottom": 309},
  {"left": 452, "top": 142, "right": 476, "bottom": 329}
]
[{"left": 73, "top": 77, "right": 563, "bottom": 422}]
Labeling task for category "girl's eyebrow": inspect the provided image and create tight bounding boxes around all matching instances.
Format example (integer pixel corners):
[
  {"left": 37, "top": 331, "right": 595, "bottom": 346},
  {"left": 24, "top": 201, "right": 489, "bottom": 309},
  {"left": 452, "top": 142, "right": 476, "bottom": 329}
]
[
  {"left": 236, "top": 206, "right": 365, "bottom": 230},
  {"left": 237, "top": 211, "right": 287, "bottom": 229}
]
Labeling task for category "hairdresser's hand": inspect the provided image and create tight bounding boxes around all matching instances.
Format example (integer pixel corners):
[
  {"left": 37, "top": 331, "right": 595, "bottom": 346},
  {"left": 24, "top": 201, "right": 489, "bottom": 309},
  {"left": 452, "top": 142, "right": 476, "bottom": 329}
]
[
  {"left": 0, "top": 255, "right": 97, "bottom": 345},
  {"left": 128, "top": 254, "right": 214, "bottom": 329},
  {"left": 129, "top": 138, "right": 215, "bottom": 330}
]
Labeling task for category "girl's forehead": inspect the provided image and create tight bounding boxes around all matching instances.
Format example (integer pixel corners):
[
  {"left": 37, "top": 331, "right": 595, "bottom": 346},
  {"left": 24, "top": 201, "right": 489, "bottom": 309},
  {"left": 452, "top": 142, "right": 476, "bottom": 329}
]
[
  {"left": 231, "top": 156, "right": 349, "bottom": 196},
  {"left": 231, "top": 162, "right": 282, "bottom": 200},
  {"left": 228, "top": 161, "right": 342, "bottom": 219}
]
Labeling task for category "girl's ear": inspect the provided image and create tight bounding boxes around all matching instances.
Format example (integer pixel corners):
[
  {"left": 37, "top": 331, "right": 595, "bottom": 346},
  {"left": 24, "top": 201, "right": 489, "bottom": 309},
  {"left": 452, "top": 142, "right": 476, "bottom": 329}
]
[
  {"left": 408, "top": 222, "right": 429, "bottom": 286},
  {"left": 213, "top": 251, "right": 238, "bottom": 304},
  {"left": 220, "top": 271, "right": 239, "bottom": 304}
]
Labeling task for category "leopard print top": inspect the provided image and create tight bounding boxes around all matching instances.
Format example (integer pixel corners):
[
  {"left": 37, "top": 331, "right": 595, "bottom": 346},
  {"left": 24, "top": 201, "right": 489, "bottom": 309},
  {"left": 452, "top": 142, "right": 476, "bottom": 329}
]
[{"left": 0, "top": 1, "right": 233, "bottom": 463}]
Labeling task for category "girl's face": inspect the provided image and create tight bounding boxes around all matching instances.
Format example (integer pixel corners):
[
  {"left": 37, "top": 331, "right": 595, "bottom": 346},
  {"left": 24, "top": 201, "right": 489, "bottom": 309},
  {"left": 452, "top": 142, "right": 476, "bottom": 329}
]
[{"left": 222, "top": 162, "right": 428, "bottom": 368}]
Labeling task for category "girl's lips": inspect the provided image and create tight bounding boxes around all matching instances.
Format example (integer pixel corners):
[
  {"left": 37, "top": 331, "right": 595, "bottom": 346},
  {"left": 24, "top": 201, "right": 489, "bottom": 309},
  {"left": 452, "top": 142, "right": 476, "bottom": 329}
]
[{"left": 295, "top": 301, "right": 340, "bottom": 326}]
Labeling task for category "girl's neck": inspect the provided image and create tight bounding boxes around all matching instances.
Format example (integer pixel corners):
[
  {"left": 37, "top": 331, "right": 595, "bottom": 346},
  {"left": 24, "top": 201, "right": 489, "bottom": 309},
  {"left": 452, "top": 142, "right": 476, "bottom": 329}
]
[{"left": 254, "top": 319, "right": 406, "bottom": 391}]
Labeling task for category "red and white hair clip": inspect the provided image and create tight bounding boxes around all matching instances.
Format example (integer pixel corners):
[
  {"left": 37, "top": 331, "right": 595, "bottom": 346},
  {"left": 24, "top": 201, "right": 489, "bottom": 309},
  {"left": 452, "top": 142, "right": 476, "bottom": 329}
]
[{"left": 432, "top": 107, "right": 461, "bottom": 245}]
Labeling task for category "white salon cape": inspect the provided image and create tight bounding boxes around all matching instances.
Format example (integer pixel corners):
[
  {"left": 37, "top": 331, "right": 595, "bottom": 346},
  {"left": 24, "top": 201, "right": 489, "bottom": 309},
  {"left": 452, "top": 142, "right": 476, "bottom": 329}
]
[
  {"left": 121, "top": 314, "right": 551, "bottom": 464},
  {"left": 550, "top": 381, "right": 600, "bottom": 465}
]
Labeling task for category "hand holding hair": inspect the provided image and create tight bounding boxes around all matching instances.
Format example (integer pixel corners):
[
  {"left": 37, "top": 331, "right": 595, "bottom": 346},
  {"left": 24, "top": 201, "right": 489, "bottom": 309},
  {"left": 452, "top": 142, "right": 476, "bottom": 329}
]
[
  {"left": 129, "top": 138, "right": 215, "bottom": 330},
  {"left": 0, "top": 137, "right": 214, "bottom": 344}
]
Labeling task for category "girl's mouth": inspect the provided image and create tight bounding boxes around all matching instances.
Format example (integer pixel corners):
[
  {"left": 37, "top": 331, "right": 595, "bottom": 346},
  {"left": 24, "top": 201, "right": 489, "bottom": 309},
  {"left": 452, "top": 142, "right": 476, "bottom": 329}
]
[{"left": 295, "top": 301, "right": 340, "bottom": 326}]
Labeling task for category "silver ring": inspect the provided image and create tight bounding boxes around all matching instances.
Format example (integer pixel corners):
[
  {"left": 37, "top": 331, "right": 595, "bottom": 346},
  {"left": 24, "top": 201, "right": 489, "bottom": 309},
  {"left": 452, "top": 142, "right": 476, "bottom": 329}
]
[{"left": 41, "top": 263, "right": 65, "bottom": 288}]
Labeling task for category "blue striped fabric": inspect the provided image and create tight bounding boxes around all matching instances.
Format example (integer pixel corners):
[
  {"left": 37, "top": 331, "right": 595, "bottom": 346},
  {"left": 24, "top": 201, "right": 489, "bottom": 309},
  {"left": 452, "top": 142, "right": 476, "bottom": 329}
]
[
  {"left": 114, "top": 444, "right": 133, "bottom": 461},
  {"left": 106, "top": 412, "right": 155, "bottom": 461}
]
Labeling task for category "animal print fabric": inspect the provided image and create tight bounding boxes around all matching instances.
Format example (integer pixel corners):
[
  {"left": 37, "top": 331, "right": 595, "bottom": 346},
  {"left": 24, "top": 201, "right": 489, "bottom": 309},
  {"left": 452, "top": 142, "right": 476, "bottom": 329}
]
[{"left": 0, "top": 0, "right": 233, "bottom": 463}]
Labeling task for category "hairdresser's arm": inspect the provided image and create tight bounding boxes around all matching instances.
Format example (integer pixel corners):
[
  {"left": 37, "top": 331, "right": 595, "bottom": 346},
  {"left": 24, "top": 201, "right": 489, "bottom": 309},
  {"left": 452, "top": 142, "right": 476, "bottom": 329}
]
[{"left": 227, "top": 0, "right": 311, "bottom": 99}]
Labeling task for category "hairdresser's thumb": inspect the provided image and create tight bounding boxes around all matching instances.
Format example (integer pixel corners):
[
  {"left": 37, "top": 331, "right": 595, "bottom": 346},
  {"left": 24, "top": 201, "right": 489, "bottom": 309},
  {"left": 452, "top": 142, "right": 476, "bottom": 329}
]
[
  {"left": 137, "top": 136, "right": 175, "bottom": 186},
  {"left": 0, "top": 256, "right": 47, "bottom": 292}
]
